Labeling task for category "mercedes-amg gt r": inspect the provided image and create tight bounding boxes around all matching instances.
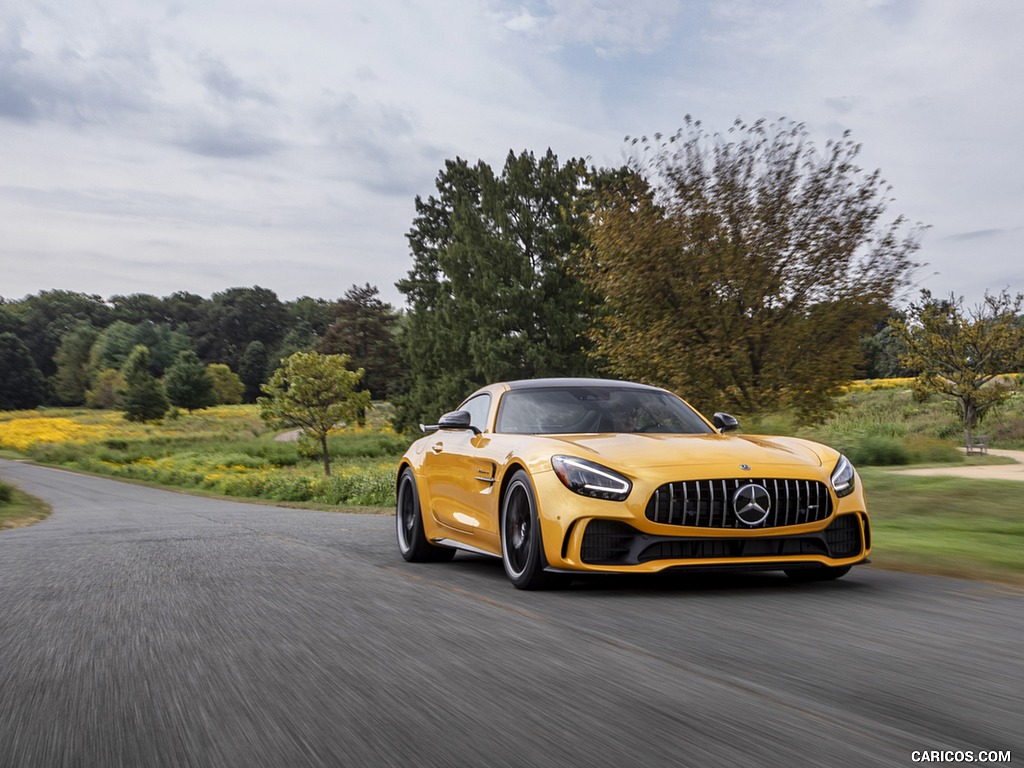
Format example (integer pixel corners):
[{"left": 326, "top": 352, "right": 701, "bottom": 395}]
[{"left": 395, "top": 378, "right": 870, "bottom": 589}]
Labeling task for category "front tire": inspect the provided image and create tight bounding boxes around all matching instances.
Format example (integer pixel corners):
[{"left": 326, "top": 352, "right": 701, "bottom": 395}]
[
  {"left": 396, "top": 468, "right": 455, "bottom": 563},
  {"left": 500, "top": 470, "right": 566, "bottom": 590},
  {"left": 784, "top": 565, "right": 852, "bottom": 582}
]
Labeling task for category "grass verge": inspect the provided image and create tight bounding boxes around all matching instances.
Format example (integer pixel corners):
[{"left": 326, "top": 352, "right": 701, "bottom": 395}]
[
  {"left": 0, "top": 481, "right": 52, "bottom": 530},
  {"left": 862, "top": 467, "right": 1024, "bottom": 586}
]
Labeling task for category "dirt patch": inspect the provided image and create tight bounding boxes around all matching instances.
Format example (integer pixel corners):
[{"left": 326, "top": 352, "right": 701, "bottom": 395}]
[{"left": 892, "top": 449, "right": 1024, "bottom": 482}]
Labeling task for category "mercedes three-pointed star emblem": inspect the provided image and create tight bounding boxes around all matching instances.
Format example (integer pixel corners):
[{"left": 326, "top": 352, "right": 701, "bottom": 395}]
[{"left": 733, "top": 483, "right": 771, "bottom": 526}]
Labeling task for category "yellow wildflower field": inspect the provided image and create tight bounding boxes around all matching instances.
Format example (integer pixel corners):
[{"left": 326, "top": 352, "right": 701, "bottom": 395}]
[{"left": 0, "top": 406, "right": 397, "bottom": 506}]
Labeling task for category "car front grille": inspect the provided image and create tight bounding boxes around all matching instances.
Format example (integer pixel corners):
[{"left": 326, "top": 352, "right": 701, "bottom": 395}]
[
  {"left": 645, "top": 478, "right": 832, "bottom": 529},
  {"left": 579, "top": 514, "right": 863, "bottom": 566}
]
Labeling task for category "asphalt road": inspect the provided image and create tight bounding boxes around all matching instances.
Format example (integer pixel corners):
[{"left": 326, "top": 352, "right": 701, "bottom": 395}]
[{"left": 1, "top": 459, "right": 1021, "bottom": 768}]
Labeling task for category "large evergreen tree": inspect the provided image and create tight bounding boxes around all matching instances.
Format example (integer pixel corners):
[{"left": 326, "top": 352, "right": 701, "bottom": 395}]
[
  {"left": 396, "top": 149, "right": 604, "bottom": 426},
  {"left": 164, "top": 350, "right": 216, "bottom": 412},
  {"left": 319, "top": 284, "right": 401, "bottom": 401},
  {"left": 121, "top": 345, "right": 169, "bottom": 422}
]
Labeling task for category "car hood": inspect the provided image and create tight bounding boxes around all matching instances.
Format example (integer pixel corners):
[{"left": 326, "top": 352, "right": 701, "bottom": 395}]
[{"left": 536, "top": 433, "right": 828, "bottom": 473}]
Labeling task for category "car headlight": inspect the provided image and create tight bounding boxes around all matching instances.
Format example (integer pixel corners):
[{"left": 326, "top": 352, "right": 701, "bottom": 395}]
[
  {"left": 551, "top": 456, "right": 632, "bottom": 501},
  {"left": 831, "top": 454, "right": 856, "bottom": 498}
]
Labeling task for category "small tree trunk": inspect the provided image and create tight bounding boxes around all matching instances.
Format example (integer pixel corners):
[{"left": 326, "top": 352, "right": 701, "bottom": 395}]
[{"left": 321, "top": 434, "right": 331, "bottom": 476}]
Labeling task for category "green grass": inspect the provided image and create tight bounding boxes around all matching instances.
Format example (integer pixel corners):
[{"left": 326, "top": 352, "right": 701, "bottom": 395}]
[
  {"left": 0, "top": 480, "right": 51, "bottom": 530},
  {"left": 862, "top": 468, "right": 1024, "bottom": 585}
]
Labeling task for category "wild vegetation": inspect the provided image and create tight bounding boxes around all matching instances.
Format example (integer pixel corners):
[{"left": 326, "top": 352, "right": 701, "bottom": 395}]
[
  {"left": 2, "top": 384, "right": 1024, "bottom": 581},
  {"left": 0, "top": 406, "right": 403, "bottom": 508},
  {"left": 0, "top": 479, "right": 51, "bottom": 530}
]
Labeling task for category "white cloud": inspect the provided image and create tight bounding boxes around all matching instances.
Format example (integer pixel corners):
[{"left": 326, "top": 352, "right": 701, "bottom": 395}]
[{"left": 0, "top": 0, "right": 1022, "bottom": 307}]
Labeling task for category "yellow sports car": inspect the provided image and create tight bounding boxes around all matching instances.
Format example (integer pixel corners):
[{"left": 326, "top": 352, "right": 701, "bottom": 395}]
[{"left": 396, "top": 378, "right": 870, "bottom": 589}]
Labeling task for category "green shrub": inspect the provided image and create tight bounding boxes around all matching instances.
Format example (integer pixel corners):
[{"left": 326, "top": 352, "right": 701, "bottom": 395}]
[
  {"left": 843, "top": 435, "right": 910, "bottom": 466},
  {"left": 904, "top": 436, "right": 962, "bottom": 464},
  {"left": 0, "top": 480, "right": 12, "bottom": 504}
]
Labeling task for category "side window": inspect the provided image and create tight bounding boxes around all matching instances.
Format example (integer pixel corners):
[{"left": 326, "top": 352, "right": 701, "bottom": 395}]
[{"left": 460, "top": 394, "right": 492, "bottom": 433}]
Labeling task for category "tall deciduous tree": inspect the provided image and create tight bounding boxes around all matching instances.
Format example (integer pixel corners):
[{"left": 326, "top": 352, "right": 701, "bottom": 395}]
[
  {"left": 206, "top": 364, "right": 244, "bottom": 405},
  {"left": 257, "top": 352, "right": 371, "bottom": 476},
  {"left": 121, "top": 345, "right": 169, "bottom": 422},
  {"left": 0, "top": 290, "right": 111, "bottom": 380},
  {"left": 581, "top": 117, "right": 922, "bottom": 418},
  {"left": 164, "top": 350, "right": 216, "bottom": 412},
  {"left": 86, "top": 369, "right": 124, "bottom": 409},
  {"left": 319, "top": 284, "right": 401, "bottom": 401},
  {"left": 0, "top": 332, "right": 47, "bottom": 410},
  {"left": 889, "top": 290, "right": 1024, "bottom": 442},
  {"left": 192, "top": 286, "right": 289, "bottom": 369},
  {"left": 396, "top": 149, "right": 604, "bottom": 426},
  {"left": 52, "top": 322, "right": 99, "bottom": 405}
]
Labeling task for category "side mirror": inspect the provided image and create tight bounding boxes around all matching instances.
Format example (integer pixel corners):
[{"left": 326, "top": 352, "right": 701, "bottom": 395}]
[
  {"left": 713, "top": 412, "right": 739, "bottom": 432},
  {"left": 437, "top": 410, "right": 481, "bottom": 435}
]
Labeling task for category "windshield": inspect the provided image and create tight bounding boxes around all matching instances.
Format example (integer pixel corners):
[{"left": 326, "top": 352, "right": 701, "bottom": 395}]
[{"left": 495, "top": 386, "right": 714, "bottom": 435}]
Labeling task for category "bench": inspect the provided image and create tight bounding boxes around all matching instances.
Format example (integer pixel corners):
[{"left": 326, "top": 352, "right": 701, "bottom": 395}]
[{"left": 965, "top": 434, "right": 988, "bottom": 455}]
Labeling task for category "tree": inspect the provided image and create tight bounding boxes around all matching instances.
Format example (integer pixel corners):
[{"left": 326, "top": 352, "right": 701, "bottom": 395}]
[
  {"left": 86, "top": 369, "right": 124, "bottom": 409},
  {"left": 0, "top": 332, "right": 47, "bottom": 410},
  {"left": 859, "top": 311, "right": 915, "bottom": 380},
  {"left": 52, "top": 322, "right": 100, "bottom": 405},
  {"left": 128, "top": 322, "right": 191, "bottom": 376},
  {"left": 89, "top": 321, "right": 137, "bottom": 374},
  {"left": 396, "top": 149, "right": 605, "bottom": 427},
  {"left": 580, "top": 117, "right": 922, "bottom": 418},
  {"left": 319, "top": 284, "right": 402, "bottom": 400},
  {"left": 121, "top": 345, "right": 169, "bottom": 422},
  {"left": 0, "top": 290, "right": 111, "bottom": 380},
  {"left": 87, "top": 320, "right": 189, "bottom": 381},
  {"left": 206, "top": 364, "right": 244, "bottom": 405},
  {"left": 238, "top": 340, "right": 269, "bottom": 403},
  {"left": 286, "top": 296, "right": 333, "bottom": 338},
  {"left": 164, "top": 350, "right": 216, "bottom": 412},
  {"left": 889, "top": 290, "right": 1024, "bottom": 442},
  {"left": 257, "top": 351, "right": 371, "bottom": 476},
  {"left": 191, "top": 286, "right": 289, "bottom": 369}
]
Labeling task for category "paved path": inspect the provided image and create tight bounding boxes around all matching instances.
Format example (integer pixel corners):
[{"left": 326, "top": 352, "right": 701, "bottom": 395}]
[
  {"left": 1, "top": 458, "right": 1021, "bottom": 767},
  {"left": 892, "top": 448, "right": 1024, "bottom": 481}
]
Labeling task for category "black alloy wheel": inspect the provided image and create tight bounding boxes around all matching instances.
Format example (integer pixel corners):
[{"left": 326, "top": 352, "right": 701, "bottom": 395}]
[
  {"left": 396, "top": 467, "right": 455, "bottom": 562},
  {"left": 500, "top": 470, "right": 567, "bottom": 590}
]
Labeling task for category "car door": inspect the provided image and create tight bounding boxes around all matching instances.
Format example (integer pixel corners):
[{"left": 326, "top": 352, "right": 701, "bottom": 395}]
[{"left": 422, "top": 394, "right": 501, "bottom": 538}]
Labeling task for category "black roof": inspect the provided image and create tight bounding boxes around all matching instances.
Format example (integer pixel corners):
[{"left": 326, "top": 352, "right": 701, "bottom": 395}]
[{"left": 504, "top": 378, "right": 662, "bottom": 391}]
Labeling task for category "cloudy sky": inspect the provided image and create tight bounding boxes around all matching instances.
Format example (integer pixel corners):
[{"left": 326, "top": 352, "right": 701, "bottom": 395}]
[{"left": 2, "top": 0, "right": 1022, "bottom": 309}]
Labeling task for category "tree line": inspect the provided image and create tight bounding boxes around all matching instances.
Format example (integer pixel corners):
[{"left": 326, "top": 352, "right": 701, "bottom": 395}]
[
  {"left": 0, "top": 284, "right": 400, "bottom": 412},
  {"left": 3, "top": 116, "right": 1023, "bottom": 437}
]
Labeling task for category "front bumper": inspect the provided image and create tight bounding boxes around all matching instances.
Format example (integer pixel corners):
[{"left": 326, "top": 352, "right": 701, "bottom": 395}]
[{"left": 532, "top": 469, "right": 871, "bottom": 574}]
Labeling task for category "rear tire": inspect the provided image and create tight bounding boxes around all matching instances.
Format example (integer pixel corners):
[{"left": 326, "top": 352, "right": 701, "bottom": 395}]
[
  {"left": 784, "top": 565, "right": 852, "bottom": 582},
  {"left": 500, "top": 470, "right": 567, "bottom": 590},
  {"left": 396, "top": 468, "right": 455, "bottom": 563}
]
